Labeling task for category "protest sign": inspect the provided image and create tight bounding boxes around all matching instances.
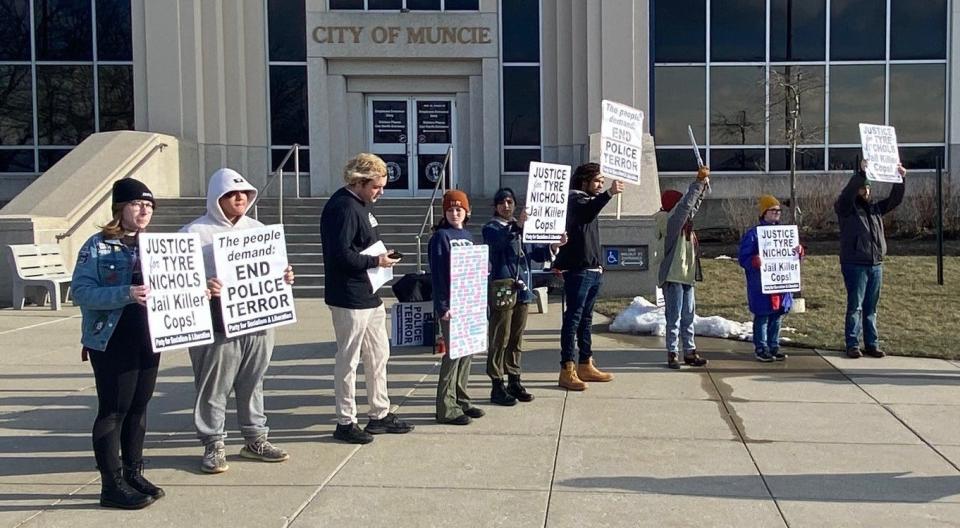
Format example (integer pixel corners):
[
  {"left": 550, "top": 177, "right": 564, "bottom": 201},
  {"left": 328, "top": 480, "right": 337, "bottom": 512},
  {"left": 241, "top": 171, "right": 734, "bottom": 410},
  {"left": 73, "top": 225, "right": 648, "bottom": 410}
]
[
  {"left": 859, "top": 124, "right": 902, "bottom": 183},
  {"left": 448, "top": 244, "right": 488, "bottom": 359},
  {"left": 757, "top": 225, "right": 801, "bottom": 294},
  {"left": 139, "top": 233, "right": 214, "bottom": 352},
  {"left": 523, "top": 162, "right": 571, "bottom": 243},
  {"left": 391, "top": 301, "right": 435, "bottom": 347},
  {"left": 600, "top": 99, "right": 644, "bottom": 184},
  {"left": 213, "top": 225, "right": 297, "bottom": 338}
]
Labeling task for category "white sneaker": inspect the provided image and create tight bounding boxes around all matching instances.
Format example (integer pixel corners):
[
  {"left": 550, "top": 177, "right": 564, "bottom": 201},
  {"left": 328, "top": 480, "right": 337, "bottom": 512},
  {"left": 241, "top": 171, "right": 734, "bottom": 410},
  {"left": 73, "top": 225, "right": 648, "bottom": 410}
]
[
  {"left": 201, "top": 441, "right": 229, "bottom": 474},
  {"left": 240, "top": 436, "right": 289, "bottom": 463}
]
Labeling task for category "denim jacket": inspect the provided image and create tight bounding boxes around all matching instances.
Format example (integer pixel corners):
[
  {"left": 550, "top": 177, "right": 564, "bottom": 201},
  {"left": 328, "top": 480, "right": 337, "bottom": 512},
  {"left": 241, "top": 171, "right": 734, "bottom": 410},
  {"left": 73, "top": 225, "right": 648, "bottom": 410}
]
[{"left": 72, "top": 233, "right": 139, "bottom": 351}]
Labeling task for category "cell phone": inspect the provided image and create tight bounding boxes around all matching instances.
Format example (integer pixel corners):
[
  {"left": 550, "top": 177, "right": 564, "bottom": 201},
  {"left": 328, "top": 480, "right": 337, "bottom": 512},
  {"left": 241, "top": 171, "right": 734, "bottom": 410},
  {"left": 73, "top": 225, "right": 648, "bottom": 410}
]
[{"left": 388, "top": 251, "right": 403, "bottom": 260}]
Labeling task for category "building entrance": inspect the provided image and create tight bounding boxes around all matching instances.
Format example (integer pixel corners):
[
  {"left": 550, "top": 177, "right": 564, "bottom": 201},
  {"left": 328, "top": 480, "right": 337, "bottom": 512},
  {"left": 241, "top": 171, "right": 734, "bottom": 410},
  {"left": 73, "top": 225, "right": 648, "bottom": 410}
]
[{"left": 367, "top": 96, "right": 456, "bottom": 197}]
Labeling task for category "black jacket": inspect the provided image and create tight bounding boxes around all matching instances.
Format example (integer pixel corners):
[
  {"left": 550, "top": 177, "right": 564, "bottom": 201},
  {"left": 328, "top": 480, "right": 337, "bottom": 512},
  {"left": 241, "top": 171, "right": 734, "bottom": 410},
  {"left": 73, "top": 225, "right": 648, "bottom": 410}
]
[
  {"left": 553, "top": 189, "right": 613, "bottom": 271},
  {"left": 834, "top": 171, "right": 905, "bottom": 266},
  {"left": 320, "top": 187, "right": 383, "bottom": 309}
]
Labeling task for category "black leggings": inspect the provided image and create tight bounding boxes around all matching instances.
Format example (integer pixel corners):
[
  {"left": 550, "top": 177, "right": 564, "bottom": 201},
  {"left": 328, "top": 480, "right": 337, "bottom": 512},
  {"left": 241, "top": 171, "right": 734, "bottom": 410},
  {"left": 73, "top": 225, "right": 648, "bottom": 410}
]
[{"left": 88, "top": 339, "right": 160, "bottom": 473}]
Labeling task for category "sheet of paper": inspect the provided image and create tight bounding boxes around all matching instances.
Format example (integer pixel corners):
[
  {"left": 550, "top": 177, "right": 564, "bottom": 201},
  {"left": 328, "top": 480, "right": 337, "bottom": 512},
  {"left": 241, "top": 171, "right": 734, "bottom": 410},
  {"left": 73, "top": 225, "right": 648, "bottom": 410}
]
[{"left": 361, "top": 241, "right": 392, "bottom": 291}]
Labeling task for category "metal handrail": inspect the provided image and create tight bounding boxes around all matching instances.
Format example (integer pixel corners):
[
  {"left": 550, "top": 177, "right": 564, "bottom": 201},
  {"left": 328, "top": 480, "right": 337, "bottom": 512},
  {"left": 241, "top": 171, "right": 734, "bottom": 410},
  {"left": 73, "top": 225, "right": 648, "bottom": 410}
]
[
  {"left": 254, "top": 143, "right": 300, "bottom": 224},
  {"left": 414, "top": 145, "right": 453, "bottom": 273},
  {"left": 55, "top": 142, "right": 168, "bottom": 242}
]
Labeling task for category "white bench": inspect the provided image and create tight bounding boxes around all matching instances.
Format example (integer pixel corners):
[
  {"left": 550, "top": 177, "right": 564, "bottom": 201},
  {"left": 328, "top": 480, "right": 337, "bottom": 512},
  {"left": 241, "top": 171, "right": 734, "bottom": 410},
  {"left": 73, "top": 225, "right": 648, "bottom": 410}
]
[{"left": 5, "top": 244, "right": 72, "bottom": 310}]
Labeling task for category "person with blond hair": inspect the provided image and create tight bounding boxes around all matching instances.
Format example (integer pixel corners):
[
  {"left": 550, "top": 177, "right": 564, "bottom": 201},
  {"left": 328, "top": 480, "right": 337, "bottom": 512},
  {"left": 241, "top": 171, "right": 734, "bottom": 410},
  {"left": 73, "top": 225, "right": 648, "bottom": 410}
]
[{"left": 320, "top": 153, "right": 414, "bottom": 443}]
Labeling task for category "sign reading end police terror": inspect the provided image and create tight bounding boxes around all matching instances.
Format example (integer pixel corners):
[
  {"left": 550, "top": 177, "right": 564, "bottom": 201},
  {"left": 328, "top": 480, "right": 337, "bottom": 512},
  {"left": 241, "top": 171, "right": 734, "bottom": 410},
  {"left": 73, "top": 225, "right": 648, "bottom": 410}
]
[
  {"left": 213, "top": 225, "right": 297, "bottom": 338},
  {"left": 757, "top": 225, "right": 802, "bottom": 294},
  {"left": 523, "top": 162, "right": 570, "bottom": 243},
  {"left": 139, "top": 233, "right": 215, "bottom": 352},
  {"left": 859, "top": 123, "right": 902, "bottom": 183},
  {"left": 600, "top": 99, "right": 644, "bottom": 185},
  {"left": 391, "top": 302, "right": 434, "bottom": 347}
]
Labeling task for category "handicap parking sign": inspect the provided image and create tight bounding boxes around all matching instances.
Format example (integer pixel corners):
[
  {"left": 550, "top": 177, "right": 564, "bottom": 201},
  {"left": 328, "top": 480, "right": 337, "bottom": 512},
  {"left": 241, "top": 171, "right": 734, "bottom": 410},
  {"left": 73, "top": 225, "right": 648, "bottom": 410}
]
[{"left": 606, "top": 248, "right": 620, "bottom": 266}]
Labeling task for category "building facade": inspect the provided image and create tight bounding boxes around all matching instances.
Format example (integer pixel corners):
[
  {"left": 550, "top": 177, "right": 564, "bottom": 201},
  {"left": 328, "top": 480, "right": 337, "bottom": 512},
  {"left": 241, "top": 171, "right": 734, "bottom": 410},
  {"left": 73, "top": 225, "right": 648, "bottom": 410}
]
[{"left": 0, "top": 0, "right": 955, "bottom": 202}]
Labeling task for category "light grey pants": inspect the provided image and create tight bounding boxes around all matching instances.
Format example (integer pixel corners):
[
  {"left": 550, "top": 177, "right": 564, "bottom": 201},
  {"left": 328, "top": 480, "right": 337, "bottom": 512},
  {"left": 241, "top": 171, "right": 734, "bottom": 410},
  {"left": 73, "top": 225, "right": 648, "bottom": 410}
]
[
  {"left": 189, "top": 329, "right": 275, "bottom": 446},
  {"left": 330, "top": 305, "right": 392, "bottom": 426}
]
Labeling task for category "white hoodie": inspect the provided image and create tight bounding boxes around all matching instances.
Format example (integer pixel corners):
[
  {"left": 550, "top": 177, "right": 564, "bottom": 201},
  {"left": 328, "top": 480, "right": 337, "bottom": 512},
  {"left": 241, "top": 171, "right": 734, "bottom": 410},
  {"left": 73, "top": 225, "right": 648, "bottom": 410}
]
[{"left": 180, "top": 168, "right": 263, "bottom": 278}]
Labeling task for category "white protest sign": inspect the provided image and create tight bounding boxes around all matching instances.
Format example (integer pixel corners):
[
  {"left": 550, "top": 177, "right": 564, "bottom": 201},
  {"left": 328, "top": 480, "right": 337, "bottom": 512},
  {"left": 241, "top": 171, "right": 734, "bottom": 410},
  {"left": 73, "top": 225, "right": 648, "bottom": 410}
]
[
  {"left": 391, "top": 301, "right": 434, "bottom": 347},
  {"left": 213, "top": 225, "right": 297, "bottom": 338},
  {"left": 859, "top": 123, "right": 902, "bottom": 183},
  {"left": 140, "top": 233, "right": 215, "bottom": 352},
  {"left": 600, "top": 99, "right": 644, "bottom": 184},
  {"left": 757, "top": 225, "right": 801, "bottom": 294},
  {"left": 448, "top": 244, "right": 488, "bottom": 359},
  {"left": 523, "top": 162, "right": 571, "bottom": 243}
]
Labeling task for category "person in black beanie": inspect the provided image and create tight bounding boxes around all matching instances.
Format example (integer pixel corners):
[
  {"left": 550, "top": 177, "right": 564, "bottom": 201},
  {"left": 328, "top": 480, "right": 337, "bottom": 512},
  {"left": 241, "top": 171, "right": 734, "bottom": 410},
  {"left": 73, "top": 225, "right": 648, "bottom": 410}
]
[{"left": 72, "top": 178, "right": 164, "bottom": 509}]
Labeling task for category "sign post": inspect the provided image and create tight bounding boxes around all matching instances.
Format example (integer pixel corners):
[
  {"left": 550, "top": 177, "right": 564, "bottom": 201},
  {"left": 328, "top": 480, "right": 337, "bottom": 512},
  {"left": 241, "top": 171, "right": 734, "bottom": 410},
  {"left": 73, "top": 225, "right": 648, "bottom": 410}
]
[{"left": 523, "top": 161, "right": 571, "bottom": 243}]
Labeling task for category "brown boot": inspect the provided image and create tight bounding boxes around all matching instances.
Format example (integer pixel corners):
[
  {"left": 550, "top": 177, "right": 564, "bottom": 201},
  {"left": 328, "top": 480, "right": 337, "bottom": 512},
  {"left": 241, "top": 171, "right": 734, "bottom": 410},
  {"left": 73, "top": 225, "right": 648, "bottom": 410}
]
[
  {"left": 577, "top": 358, "right": 614, "bottom": 382},
  {"left": 558, "top": 361, "right": 588, "bottom": 391}
]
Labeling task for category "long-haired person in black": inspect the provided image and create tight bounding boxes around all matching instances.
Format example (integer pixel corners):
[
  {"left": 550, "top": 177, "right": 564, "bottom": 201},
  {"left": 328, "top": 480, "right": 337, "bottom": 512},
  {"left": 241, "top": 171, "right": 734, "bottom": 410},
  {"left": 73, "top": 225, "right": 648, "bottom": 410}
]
[{"left": 72, "top": 179, "right": 164, "bottom": 509}]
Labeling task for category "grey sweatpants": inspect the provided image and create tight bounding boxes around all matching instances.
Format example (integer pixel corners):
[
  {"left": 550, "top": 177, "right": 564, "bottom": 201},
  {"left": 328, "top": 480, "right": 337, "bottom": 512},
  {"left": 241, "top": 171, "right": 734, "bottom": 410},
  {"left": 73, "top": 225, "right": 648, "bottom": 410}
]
[{"left": 189, "top": 329, "right": 275, "bottom": 446}]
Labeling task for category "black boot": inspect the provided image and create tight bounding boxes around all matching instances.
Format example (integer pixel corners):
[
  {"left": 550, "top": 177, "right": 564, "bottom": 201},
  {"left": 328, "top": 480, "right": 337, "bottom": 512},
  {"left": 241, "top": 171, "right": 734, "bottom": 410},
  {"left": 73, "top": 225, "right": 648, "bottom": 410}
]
[
  {"left": 123, "top": 461, "right": 165, "bottom": 499},
  {"left": 506, "top": 374, "right": 534, "bottom": 402},
  {"left": 100, "top": 468, "right": 154, "bottom": 509},
  {"left": 490, "top": 379, "right": 517, "bottom": 406}
]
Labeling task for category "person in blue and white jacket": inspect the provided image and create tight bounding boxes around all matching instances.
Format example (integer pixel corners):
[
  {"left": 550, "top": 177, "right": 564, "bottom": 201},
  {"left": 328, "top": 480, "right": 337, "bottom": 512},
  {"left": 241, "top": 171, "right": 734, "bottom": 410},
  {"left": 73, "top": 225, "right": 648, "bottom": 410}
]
[{"left": 72, "top": 179, "right": 164, "bottom": 510}]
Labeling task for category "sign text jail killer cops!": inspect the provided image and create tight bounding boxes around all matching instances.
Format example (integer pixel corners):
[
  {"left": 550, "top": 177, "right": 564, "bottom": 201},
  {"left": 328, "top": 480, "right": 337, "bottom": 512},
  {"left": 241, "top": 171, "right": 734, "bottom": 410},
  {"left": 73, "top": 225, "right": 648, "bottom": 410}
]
[
  {"left": 600, "top": 100, "right": 644, "bottom": 184},
  {"left": 757, "top": 225, "right": 802, "bottom": 294},
  {"left": 523, "top": 162, "right": 570, "bottom": 243},
  {"left": 139, "top": 233, "right": 214, "bottom": 352},
  {"left": 213, "top": 225, "right": 297, "bottom": 338},
  {"left": 859, "top": 124, "right": 902, "bottom": 183}
]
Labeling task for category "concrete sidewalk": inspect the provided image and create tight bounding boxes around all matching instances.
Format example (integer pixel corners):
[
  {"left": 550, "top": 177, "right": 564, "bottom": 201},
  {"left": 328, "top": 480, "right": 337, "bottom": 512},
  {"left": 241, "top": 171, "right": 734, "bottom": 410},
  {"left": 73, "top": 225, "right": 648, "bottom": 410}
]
[{"left": 0, "top": 300, "right": 959, "bottom": 527}]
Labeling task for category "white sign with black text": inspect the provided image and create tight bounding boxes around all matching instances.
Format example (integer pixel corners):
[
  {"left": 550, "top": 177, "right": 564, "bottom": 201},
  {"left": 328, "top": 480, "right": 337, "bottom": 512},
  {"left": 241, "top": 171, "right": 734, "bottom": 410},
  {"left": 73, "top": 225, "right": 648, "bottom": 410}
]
[
  {"left": 600, "top": 99, "right": 644, "bottom": 185},
  {"left": 523, "top": 162, "right": 570, "bottom": 243},
  {"left": 757, "top": 225, "right": 802, "bottom": 294},
  {"left": 213, "top": 225, "right": 297, "bottom": 338},
  {"left": 139, "top": 233, "right": 215, "bottom": 352},
  {"left": 391, "top": 301, "right": 434, "bottom": 347},
  {"left": 859, "top": 123, "right": 902, "bottom": 183}
]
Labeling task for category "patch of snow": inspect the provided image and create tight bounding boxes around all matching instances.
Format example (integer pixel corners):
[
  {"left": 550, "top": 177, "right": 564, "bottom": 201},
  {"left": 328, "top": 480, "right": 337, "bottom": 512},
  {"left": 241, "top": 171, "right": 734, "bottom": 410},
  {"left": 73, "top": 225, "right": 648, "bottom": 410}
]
[
  {"left": 714, "top": 255, "right": 733, "bottom": 260},
  {"left": 609, "top": 296, "right": 753, "bottom": 341}
]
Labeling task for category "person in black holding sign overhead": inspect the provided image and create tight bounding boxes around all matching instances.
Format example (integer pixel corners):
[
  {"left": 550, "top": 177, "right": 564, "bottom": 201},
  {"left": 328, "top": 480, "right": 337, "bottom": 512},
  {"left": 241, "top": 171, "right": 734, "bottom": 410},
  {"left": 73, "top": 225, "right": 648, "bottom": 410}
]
[
  {"left": 180, "top": 168, "right": 294, "bottom": 474},
  {"left": 72, "top": 179, "right": 163, "bottom": 509}
]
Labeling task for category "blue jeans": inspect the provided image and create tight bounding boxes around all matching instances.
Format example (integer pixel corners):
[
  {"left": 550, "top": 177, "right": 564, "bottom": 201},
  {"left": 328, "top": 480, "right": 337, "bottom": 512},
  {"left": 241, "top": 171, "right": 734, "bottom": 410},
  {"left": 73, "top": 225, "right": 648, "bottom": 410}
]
[
  {"left": 663, "top": 282, "right": 696, "bottom": 354},
  {"left": 753, "top": 311, "right": 785, "bottom": 353},
  {"left": 560, "top": 270, "right": 603, "bottom": 364},
  {"left": 841, "top": 263, "right": 883, "bottom": 350}
]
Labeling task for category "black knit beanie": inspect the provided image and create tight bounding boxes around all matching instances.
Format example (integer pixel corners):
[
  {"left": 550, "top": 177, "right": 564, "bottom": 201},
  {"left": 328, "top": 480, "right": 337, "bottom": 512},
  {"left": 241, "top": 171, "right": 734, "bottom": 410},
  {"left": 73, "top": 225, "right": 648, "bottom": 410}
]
[{"left": 112, "top": 179, "right": 155, "bottom": 207}]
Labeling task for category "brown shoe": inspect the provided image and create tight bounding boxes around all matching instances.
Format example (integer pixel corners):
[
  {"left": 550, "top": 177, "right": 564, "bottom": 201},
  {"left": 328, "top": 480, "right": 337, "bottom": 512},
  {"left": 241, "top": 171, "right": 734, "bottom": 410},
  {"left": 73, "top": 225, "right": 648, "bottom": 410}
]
[
  {"left": 559, "top": 361, "right": 588, "bottom": 391},
  {"left": 577, "top": 358, "right": 614, "bottom": 382}
]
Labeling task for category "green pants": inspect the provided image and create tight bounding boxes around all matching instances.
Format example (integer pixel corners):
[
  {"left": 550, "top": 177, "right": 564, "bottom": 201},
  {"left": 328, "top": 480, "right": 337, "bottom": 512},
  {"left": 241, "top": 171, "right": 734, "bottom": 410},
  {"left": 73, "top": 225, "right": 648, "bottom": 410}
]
[
  {"left": 436, "top": 319, "right": 473, "bottom": 421},
  {"left": 486, "top": 302, "right": 529, "bottom": 380}
]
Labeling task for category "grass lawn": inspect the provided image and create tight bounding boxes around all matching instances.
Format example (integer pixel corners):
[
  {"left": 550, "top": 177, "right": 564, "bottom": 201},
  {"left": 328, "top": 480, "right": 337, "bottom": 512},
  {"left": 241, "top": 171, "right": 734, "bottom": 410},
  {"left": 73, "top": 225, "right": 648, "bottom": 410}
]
[{"left": 595, "top": 255, "right": 960, "bottom": 360}]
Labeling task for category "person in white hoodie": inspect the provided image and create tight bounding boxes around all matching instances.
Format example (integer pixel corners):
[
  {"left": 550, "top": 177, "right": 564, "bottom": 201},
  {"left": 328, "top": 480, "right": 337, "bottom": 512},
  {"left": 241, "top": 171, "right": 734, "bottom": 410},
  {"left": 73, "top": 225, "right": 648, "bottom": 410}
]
[{"left": 180, "top": 168, "right": 294, "bottom": 474}]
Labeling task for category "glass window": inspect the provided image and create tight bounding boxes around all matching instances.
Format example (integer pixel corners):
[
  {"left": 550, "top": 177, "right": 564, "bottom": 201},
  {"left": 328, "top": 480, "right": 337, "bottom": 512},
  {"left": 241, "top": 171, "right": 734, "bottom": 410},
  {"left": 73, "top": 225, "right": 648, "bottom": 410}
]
[
  {"left": 271, "top": 147, "right": 310, "bottom": 172},
  {"left": 368, "top": 0, "right": 401, "bottom": 9},
  {"left": 768, "top": 148, "right": 824, "bottom": 171},
  {"left": 34, "top": 0, "right": 93, "bottom": 61},
  {"left": 710, "top": 0, "right": 765, "bottom": 62},
  {"left": 710, "top": 148, "right": 765, "bottom": 171},
  {"left": 444, "top": 0, "right": 478, "bottom": 9},
  {"left": 770, "top": 0, "right": 825, "bottom": 61},
  {"left": 407, "top": 0, "right": 440, "bottom": 9},
  {"left": 827, "top": 147, "right": 860, "bottom": 170},
  {"left": 268, "top": 0, "right": 305, "bottom": 62},
  {"left": 0, "top": 0, "right": 31, "bottom": 60},
  {"left": 501, "top": 0, "right": 538, "bottom": 63},
  {"left": 710, "top": 66, "right": 765, "bottom": 145},
  {"left": 504, "top": 148, "right": 540, "bottom": 172},
  {"left": 890, "top": 64, "right": 944, "bottom": 143},
  {"left": 38, "top": 148, "right": 70, "bottom": 171},
  {"left": 36, "top": 65, "right": 95, "bottom": 146},
  {"left": 269, "top": 66, "right": 308, "bottom": 146},
  {"left": 653, "top": 66, "right": 705, "bottom": 145},
  {"left": 891, "top": 0, "right": 946, "bottom": 60},
  {"left": 899, "top": 146, "right": 944, "bottom": 170},
  {"left": 329, "top": 0, "right": 362, "bottom": 8},
  {"left": 830, "top": 0, "right": 885, "bottom": 61},
  {"left": 828, "top": 65, "right": 884, "bottom": 144},
  {"left": 656, "top": 148, "right": 705, "bottom": 172},
  {"left": 0, "top": 65, "right": 33, "bottom": 146},
  {"left": 770, "top": 66, "right": 825, "bottom": 145},
  {"left": 0, "top": 149, "right": 34, "bottom": 172},
  {"left": 502, "top": 66, "right": 540, "bottom": 146},
  {"left": 98, "top": 65, "right": 134, "bottom": 132},
  {"left": 654, "top": 0, "right": 705, "bottom": 63},
  {"left": 96, "top": 0, "right": 131, "bottom": 61}
]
